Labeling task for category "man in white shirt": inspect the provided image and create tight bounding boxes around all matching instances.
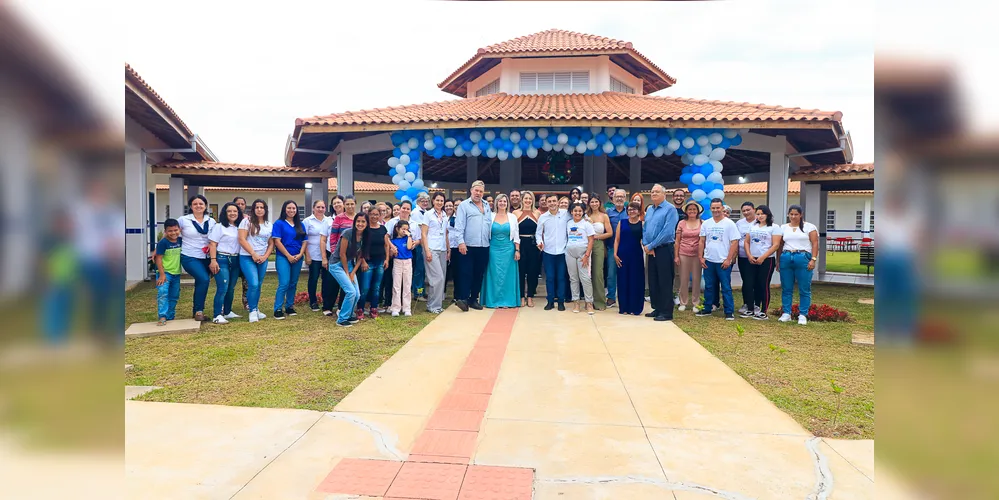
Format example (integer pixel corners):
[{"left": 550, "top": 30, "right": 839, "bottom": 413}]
[
  {"left": 696, "top": 198, "right": 741, "bottom": 320},
  {"left": 735, "top": 201, "right": 757, "bottom": 315},
  {"left": 536, "top": 193, "right": 571, "bottom": 311}
]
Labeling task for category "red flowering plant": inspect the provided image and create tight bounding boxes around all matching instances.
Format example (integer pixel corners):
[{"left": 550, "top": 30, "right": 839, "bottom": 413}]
[
  {"left": 294, "top": 291, "right": 321, "bottom": 305},
  {"left": 771, "top": 304, "right": 851, "bottom": 322}
]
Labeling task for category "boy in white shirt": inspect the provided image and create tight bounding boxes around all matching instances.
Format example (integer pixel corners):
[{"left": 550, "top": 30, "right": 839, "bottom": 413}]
[{"left": 696, "top": 199, "right": 742, "bottom": 320}]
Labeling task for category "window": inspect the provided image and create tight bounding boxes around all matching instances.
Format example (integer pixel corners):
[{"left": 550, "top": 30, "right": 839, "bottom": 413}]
[
  {"left": 519, "top": 71, "right": 589, "bottom": 93},
  {"left": 475, "top": 78, "right": 499, "bottom": 97},
  {"left": 869, "top": 210, "right": 874, "bottom": 232},
  {"left": 855, "top": 210, "right": 864, "bottom": 230},
  {"left": 298, "top": 206, "right": 307, "bottom": 218},
  {"left": 728, "top": 212, "right": 741, "bottom": 223},
  {"left": 165, "top": 205, "right": 170, "bottom": 218},
  {"left": 826, "top": 210, "right": 836, "bottom": 229},
  {"left": 610, "top": 76, "right": 635, "bottom": 94},
  {"left": 209, "top": 204, "right": 219, "bottom": 220}
]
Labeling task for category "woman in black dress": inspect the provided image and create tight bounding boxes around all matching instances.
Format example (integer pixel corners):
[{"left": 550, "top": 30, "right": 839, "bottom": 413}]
[
  {"left": 515, "top": 190, "right": 541, "bottom": 307},
  {"left": 613, "top": 201, "right": 646, "bottom": 316}
]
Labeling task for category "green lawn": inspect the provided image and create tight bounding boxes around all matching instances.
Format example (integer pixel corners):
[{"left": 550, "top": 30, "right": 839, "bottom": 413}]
[
  {"left": 824, "top": 250, "right": 873, "bottom": 274},
  {"left": 125, "top": 275, "right": 433, "bottom": 410},
  {"left": 674, "top": 284, "right": 874, "bottom": 439}
]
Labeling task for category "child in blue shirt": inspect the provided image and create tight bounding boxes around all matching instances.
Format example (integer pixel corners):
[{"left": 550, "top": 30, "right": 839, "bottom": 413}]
[
  {"left": 155, "top": 219, "right": 183, "bottom": 325},
  {"left": 389, "top": 221, "right": 418, "bottom": 316}
]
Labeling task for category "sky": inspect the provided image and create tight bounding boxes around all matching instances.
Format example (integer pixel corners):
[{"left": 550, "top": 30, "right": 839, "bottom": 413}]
[{"left": 14, "top": 1, "right": 878, "bottom": 166}]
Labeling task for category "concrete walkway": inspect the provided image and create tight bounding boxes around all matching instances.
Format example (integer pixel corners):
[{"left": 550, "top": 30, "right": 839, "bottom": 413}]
[{"left": 126, "top": 307, "right": 881, "bottom": 499}]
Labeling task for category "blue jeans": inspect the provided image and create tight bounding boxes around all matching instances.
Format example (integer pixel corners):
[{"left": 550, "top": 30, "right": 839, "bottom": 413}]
[
  {"left": 212, "top": 254, "right": 241, "bottom": 317},
  {"left": 703, "top": 261, "right": 734, "bottom": 315},
  {"left": 412, "top": 245, "right": 426, "bottom": 297},
  {"left": 180, "top": 255, "right": 211, "bottom": 315},
  {"left": 274, "top": 254, "right": 304, "bottom": 312},
  {"left": 239, "top": 255, "right": 268, "bottom": 312},
  {"left": 542, "top": 252, "right": 569, "bottom": 304},
  {"left": 779, "top": 251, "right": 813, "bottom": 315},
  {"left": 157, "top": 272, "right": 181, "bottom": 320},
  {"left": 605, "top": 243, "right": 617, "bottom": 301},
  {"left": 358, "top": 260, "right": 386, "bottom": 311},
  {"left": 329, "top": 262, "right": 360, "bottom": 323}
]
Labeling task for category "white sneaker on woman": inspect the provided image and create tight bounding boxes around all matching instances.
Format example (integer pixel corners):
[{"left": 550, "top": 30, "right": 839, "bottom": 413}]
[
  {"left": 798, "top": 315, "right": 808, "bottom": 326},
  {"left": 249, "top": 311, "right": 259, "bottom": 323},
  {"left": 225, "top": 312, "right": 241, "bottom": 319},
  {"left": 256, "top": 310, "right": 267, "bottom": 319},
  {"left": 213, "top": 315, "right": 228, "bottom": 324},
  {"left": 778, "top": 313, "right": 792, "bottom": 322},
  {"left": 678, "top": 304, "right": 686, "bottom": 312}
]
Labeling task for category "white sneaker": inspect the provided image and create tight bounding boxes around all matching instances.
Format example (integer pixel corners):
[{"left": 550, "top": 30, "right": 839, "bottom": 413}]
[
  {"left": 249, "top": 311, "right": 259, "bottom": 323},
  {"left": 778, "top": 313, "right": 792, "bottom": 322},
  {"left": 678, "top": 305, "right": 686, "bottom": 312},
  {"left": 391, "top": 311, "right": 400, "bottom": 317},
  {"left": 225, "top": 312, "right": 241, "bottom": 319},
  {"left": 378, "top": 307, "right": 388, "bottom": 313},
  {"left": 738, "top": 304, "right": 748, "bottom": 315},
  {"left": 256, "top": 310, "right": 267, "bottom": 319},
  {"left": 673, "top": 296, "right": 680, "bottom": 306},
  {"left": 213, "top": 315, "right": 229, "bottom": 324},
  {"left": 404, "top": 311, "right": 412, "bottom": 317},
  {"left": 798, "top": 315, "right": 808, "bottom": 326},
  {"left": 645, "top": 296, "right": 651, "bottom": 302}
]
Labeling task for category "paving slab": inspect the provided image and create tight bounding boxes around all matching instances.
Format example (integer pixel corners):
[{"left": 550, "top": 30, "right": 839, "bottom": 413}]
[
  {"left": 852, "top": 332, "right": 875, "bottom": 346},
  {"left": 858, "top": 298, "right": 874, "bottom": 305},
  {"left": 125, "top": 364, "right": 134, "bottom": 372},
  {"left": 126, "top": 318, "right": 202, "bottom": 338},
  {"left": 125, "top": 386, "right": 162, "bottom": 400}
]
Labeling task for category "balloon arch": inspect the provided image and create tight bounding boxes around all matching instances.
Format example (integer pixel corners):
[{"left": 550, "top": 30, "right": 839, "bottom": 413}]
[{"left": 387, "top": 126, "right": 744, "bottom": 220}]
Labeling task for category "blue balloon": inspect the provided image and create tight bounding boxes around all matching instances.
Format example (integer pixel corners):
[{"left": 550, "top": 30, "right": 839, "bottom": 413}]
[
  {"left": 462, "top": 140, "right": 474, "bottom": 150},
  {"left": 492, "top": 138, "right": 503, "bottom": 149},
  {"left": 395, "top": 189, "right": 405, "bottom": 199},
  {"left": 580, "top": 130, "right": 593, "bottom": 141},
  {"left": 701, "top": 182, "right": 714, "bottom": 193},
  {"left": 443, "top": 147, "right": 454, "bottom": 156},
  {"left": 680, "top": 173, "right": 693, "bottom": 184},
  {"left": 595, "top": 133, "right": 607, "bottom": 144},
  {"left": 676, "top": 146, "right": 687, "bottom": 156},
  {"left": 568, "top": 136, "right": 580, "bottom": 146},
  {"left": 675, "top": 129, "right": 688, "bottom": 140},
  {"left": 731, "top": 135, "right": 743, "bottom": 146},
  {"left": 611, "top": 135, "right": 624, "bottom": 146},
  {"left": 391, "top": 133, "right": 403, "bottom": 146},
  {"left": 518, "top": 139, "right": 529, "bottom": 150},
  {"left": 478, "top": 139, "right": 490, "bottom": 150},
  {"left": 625, "top": 137, "right": 638, "bottom": 148},
  {"left": 701, "top": 211, "right": 712, "bottom": 220},
  {"left": 647, "top": 139, "right": 659, "bottom": 150},
  {"left": 407, "top": 163, "right": 420, "bottom": 174},
  {"left": 701, "top": 165, "right": 713, "bottom": 176},
  {"left": 432, "top": 149, "right": 443, "bottom": 159},
  {"left": 433, "top": 135, "right": 444, "bottom": 145},
  {"left": 719, "top": 138, "right": 731, "bottom": 149},
  {"left": 393, "top": 147, "right": 402, "bottom": 157},
  {"left": 503, "top": 139, "right": 514, "bottom": 151},
  {"left": 408, "top": 151, "right": 420, "bottom": 162},
  {"left": 647, "top": 129, "right": 659, "bottom": 139},
  {"left": 531, "top": 137, "right": 543, "bottom": 148}
]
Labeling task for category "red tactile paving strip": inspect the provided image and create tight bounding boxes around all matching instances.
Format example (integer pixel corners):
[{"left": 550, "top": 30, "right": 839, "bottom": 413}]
[
  {"left": 385, "top": 462, "right": 467, "bottom": 500},
  {"left": 458, "top": 465, "right": 535, "bottom": 500},
  {"left": 411, "top": 429, "right": 479, "bottom": 459},
  {"left": 407, "top": 454, "right": 471, "bottom": 465},
  {"left": 451, "top": 378, "right": 496, "bottom": 395},
  {"left": 437, "top": 391, "right": 491, "bottom": 413},
  {"left": 315, "top": 458, "right": 402, "bottom": 496},
  {"left": 427, "top": 409, "right": 486, "bottom": 432}
]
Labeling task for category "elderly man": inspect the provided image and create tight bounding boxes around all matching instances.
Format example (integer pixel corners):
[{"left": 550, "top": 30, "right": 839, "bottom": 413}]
[
  {"left": 454, "top": 180, "right": 492, "bottom": 311},
  {"left": 641, "top": 184, "right": 680, "bottom": 321},
  {"left": 605, "top": 188, "right": 629, "bottom": 307},
  {"left": 509, "top": 190, "right": 522, "bottom": 212}
]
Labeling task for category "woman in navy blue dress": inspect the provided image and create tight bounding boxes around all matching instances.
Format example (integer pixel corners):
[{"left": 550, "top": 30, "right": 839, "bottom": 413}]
[{"left": 613, "top": 201, "right": 646, "bottom": 316}]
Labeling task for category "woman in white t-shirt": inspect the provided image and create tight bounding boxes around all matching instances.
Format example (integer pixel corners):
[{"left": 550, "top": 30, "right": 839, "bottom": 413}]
[
  {"left": 564, "top": 202, "right": 596, "bottom": 314},
  {"left": 178, "top": 195, "right": 217, "bottom": 322},
  {"left": 303, "top": 200, "right": 332, "bottom": 313},
  {"left": 777, "top": 205, "right": 819, "bottom": 325},
  {"left": 743, "top": 205, "right": 782, "bottom": 321},
  {"left": 208, "top": 202, "right": 243, "bottom": 324},
  {"left": 237, "top": 199, "right": 274, "bottom": 323}
]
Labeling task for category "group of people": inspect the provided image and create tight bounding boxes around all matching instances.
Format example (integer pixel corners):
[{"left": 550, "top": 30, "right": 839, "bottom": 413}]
[{"left": 153, "top": 181, "right": 821, "bottom": 327}]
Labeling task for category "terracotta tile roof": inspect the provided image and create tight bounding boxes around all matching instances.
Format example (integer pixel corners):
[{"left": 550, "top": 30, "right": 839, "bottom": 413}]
[
  {"left": 439, "top": 29, "right": 676, "bottom": 96},
  {"left": 717, "top": 180, "right": 871, "bottom": 195},
  {"left": 328, "top": 178, "right": 398, "bottom": 192},
  {"left": 154, "top": 184, "right": 299, "bottom": 192},
  {"left": 153, "top": 160, "right": 329, "bottom": 174},
  {"left": 792, "top": 162, "right": 873, "bottom": 177},
  {"left": 297, "top": 92, "right": 842, "bottom": 130},
  {"left": 126, "top": 63, "right": 194, "bottom": 138}
]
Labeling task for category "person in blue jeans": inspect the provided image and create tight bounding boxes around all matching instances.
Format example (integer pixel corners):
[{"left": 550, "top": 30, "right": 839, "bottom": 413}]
[
  {"left": 605, "top": 188, "right": 628, "bottom": 307},
  {"left": 177, "top": 195, "right": 216, "bottom": 321},
  {"left": 271, "top": 201, "right": 308, "bottom": 320},
  {"left": 208, "top": 202, "right": 243, "bottom": 324},
  {"left": 329, "top": 214, "right": 368, "bottom": 327},
  {"left": 154, "top": 219, "right": 183, "bottom": 326},
  {"left": 695, "top": 199, "right": 741, "bottom": 320},
  {"left": 777, "top": 205, "right": 819, "bottom": 325},
  {"left": 536, "top": 194, "right": 570, "bottom": 311},
  {"left": 237, "top": 200, "right": 274, "bottom": 323},
  {"left": 358, "top": 206, "right": 390, "bottom": 318}
]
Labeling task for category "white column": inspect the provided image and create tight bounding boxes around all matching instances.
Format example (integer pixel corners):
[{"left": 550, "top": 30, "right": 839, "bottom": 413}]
[
  {"left": 168, "top": 176, "right": 185, "bottom": 220},
  {"left": 0, "top": 102, "right": 33, "bottom": 297},
  {"left": 467, "top": 155, "right": 478, "bottom": 186},
  {"left": 862, "top": 198, "right": 872, "bottom": 236},
  {"left": 500, "top": 158, "right": 516, "bottom": 194},
  {"left": 628, "top": 156, "right": 641, "bottom": 196},
  {"left": 125, "top": 148, "right": 148, "bottom": 281},
  {"left": 337, "top": 152, "right": 354, "bottom": 197},
  {"left": 800, "top": 181, "right": 822, "bottom": 281},
  {"left": 592, "top": 155, "right": 608, "bottom": 199},
  {"left": 314, "top": 178, "right": 329, "bottom": 213},
  {"left": 267, "top": 197, "right": 274, "bottom": 223},
  {"left": 766, "top": 138, "right": 789, "bottom": 223},
  {"left": 818, "top": 190, "right": 829, "bottom": 274}
]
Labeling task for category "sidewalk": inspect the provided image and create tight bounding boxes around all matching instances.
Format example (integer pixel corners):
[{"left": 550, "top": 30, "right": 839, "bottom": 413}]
[{"left": 126, "top": 307, "right": 880, "bottom": 499}]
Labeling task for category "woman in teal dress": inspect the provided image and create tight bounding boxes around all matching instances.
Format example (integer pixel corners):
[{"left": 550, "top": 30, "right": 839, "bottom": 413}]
[{"left": 481, "top": 194, "right": 521, "bottom": 308}]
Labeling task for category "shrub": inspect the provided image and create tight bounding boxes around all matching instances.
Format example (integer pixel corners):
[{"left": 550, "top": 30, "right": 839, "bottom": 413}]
[
  {"left": 771, "top": 303, "right": 851, "bottom": 322},
  {"left": 294, "top": 291, "right": 321, "bottom": 305}
]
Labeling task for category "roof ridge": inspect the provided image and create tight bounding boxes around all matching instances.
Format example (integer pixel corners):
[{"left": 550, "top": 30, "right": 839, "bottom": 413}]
[{"left": 125, "top": 63, "right": 194, "bottom": 137}]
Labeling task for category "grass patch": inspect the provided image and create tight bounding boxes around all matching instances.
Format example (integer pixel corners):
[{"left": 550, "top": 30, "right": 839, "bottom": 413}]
[
  {"left": 125, "top": 275, "right": 433, "bottom": 411},
  {"left": 673, "top": 283, "right": 874, "bottom": 439},
  {"left": 824, "top": 251, "right": 872, "bottom": 274}
]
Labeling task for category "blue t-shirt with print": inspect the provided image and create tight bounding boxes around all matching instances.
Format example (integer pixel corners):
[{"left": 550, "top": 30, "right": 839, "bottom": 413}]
[{"left": 391, "top": 237, "right": 413, "bottom": 260}]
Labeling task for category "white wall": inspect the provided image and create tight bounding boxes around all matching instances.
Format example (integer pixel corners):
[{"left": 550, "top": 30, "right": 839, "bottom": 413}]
[
  {"left": 467, "top": 56, "right": 645, "bottom": 96},
  {"left": 723, "top": 193, "right": 873, "bottom": 238}
]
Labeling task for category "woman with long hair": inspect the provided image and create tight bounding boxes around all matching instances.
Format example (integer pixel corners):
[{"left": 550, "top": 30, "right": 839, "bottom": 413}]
[
  {"left": 326, "top": 196, "right": 355, "bottom": 312},
  {"left": 358, "top": 206, "right": 390, "bottom": 318},
  {"left": 480, "top": 194, "right": 520, "bottom": 308},
  {"left": 614, "top": 201, "right": 646, "bottom": 316},
  {"left": 303, "top": 199, "right": 333, "bottom": 313},
  {"left": 328, "top": 213, "right": 368, "bottom": 327},
  {"left": 630, "top": 193, "right": 645, "bottom": 221},
  {"left": 178, "top": 194, "right": 216, "bottom": 321},
  {"left": 744, "top": 205, "right": 782, "bottom": 320},
  {"left": 674, "top": 201, "right": 704, "bottom": 312},
  {"left": 569, "top": 187, "right": 582, "bottom": 203},
  {"left": 271, "top": 200, "right": 308, "bottom": 319},
  {"left": 514, "top": 190, "right": 541, "bottom": 307},
  {"left": 237, "top": 200, "right": 273, "bottom": 322},
  {"left": 565, "top": 201, "right": 595, "bottom": 314},
  {"left": 208, "top": 202, "right": 243, "bottom": 324},
  {"left": 777, "top": 205, "right": 818, "bottom": 325},
  {"left": 586, "top": 193, "right": 612, "bottom": 310},
  {"left": 422, "top": 193, "right": 450, "bottom": 314}
]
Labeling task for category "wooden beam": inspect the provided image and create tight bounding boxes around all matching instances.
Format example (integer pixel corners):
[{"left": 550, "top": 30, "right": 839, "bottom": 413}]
[
  {"left": 478, "top": 157, "right": 497, "bottom": 178},
  {"left": 789, "top": 171, "right": 873, "bottom": 182},
  {"left": 151, "top": 167, "right": 332, "bottom": 178},
  {"left": 125, "top": 80, "right": 190, "bottom": 140}
]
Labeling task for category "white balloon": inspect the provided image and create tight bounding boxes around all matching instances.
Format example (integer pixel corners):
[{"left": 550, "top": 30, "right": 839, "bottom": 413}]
[
  {"left": 637, "top": 145, "right": 649, "bottom": 158},
  {"left": 543, "top": 142, "right": 553, "bottom": 151},
  {"left": 696, "top": 135, "right": 709, "bottom": 147},
  {"left": 553, "top": 143, "right": 564, "bottom": 152},
  {"left": 574, "top": 141, "right": 586, "bottom": 152},
  {"left": 510, "top": 131, "right": 521, "bottom": 143},
  {"left": 408, "top": 137, "right": 419, "bottom": 149},
  {"left": 413, "top": 179, "right": 425, "bottom": 189},
  {"left": 512, "top": 147, "right": 523, "bottom": 158},
  {"left": 709, "top": 132, "right": 723, "bottom": 145},
  {"left": 604, "top": 126, "right": 617, "bottom": 137},
  {"left": 527, "top": 147, "right": 539, "bottom": 158},
  {"left": 392, "top": 174, "right": 402, "bottom": 184},
  {"left": 469, "top": 130, "right": 482, "bottom": 142},
  {"left": 590, "top": 126, "right": 602, "bottom": 134},
  {"left": 404, "top": 172, "right": 416, "bottom": 182},
  {"left": 710, "top": 160, "right": 724, "bottom": 173},
  {"left": 587, "top": 139, "right": 598, "bottom": 151},
  {"left": 471, "top": 146, "right": 482, "bottom": 157},
  {"left": 557, "top": 133, "right": 569, "bottom": 145},
  {"left": 537, "top": 128, "right": 549, "bottom": 139},
  {"left": 454, "top": 145, "right": 465, "bottom": 157},
  {"left": 387, "top": 157, "right": 399, "bottom": 168},
  {"left": 618, "top": 127, "right": 631, "bottom": 137},
  {"left": 497, "top": 149, "right": 509, "bottom": 161},
  {"left": 602, "top": 142, "right": 614, "bottom": 154},
  {"left": 693, "top": 154, "right": 708, "bottom": 166},
  {"left": 652, "top": 146, "right": 665, "bottom": 157},
  {"left": 681, "top": 153, "right": 693, "bottom": 165},
  {"left": 524, "top": 129, "right": 536, "bottom": 141},
  {"left": 691, "top": 173, "right": 706, "bottom": 185},
  {"left": 707, "top": 172, "right": 723, "bottom": 184},
  {"left": 486, "top": 147, "right": 497, "bottom": 158},
  {"left": 484, "top": 130, "right": 496, "bottom": 141},
  {"left": 400, "top": 155, "right": 411, "bottom": 166},
  {"left": 499, "top": 128, "right": 511, "bottom": 140},
  {"left": 691, "top": 189, "right": 706, "bottom": 201},
  {"left": 424, "top": 131, "right": 434, "bottom": 140},
  {"left": 723, "top": 129, "right": 739, "bottom": 139},
  {"left": 444, "top": 137, "right": 457, "bottom": 149},
  {"left": 627, "top": 146, "right": 638, "bottom": 156},
  {"left": 636, "top": 133, "right": 648, "bottom": 145},
  {"left": 433, "top": 129, "right": 446, "bottom": 137},
  {"left": 401, "top": 195, "right": 411, "bottom": 202},
  {"left": 700, "top": 145, "right": 713, "bottom": 156},
  {"left": 667, "top": 138, "right": 681, "bottom": 151},
  {"left": 399, "top": 179, "right": 412, "bottom": 190},
  {"left": 709, "top": 148, "right": 727, "bottom": 161},
  {"left": 563, "top": 144, "right": 575, "bottom": 155},
  {"left": 708, "top": 189, "right": 725, "bottom": 200},
  {"left": 682, "top": 137, "right": 695, "bottom": 149},
  {"left": 424, "top": 139, "right": 436, "bottom": 150},
  {"left": 616, "top": 143, "right": 628, "bottom": 156},
  {"left": 399, "top": 144, "right": 410, "bottom": 154}
]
